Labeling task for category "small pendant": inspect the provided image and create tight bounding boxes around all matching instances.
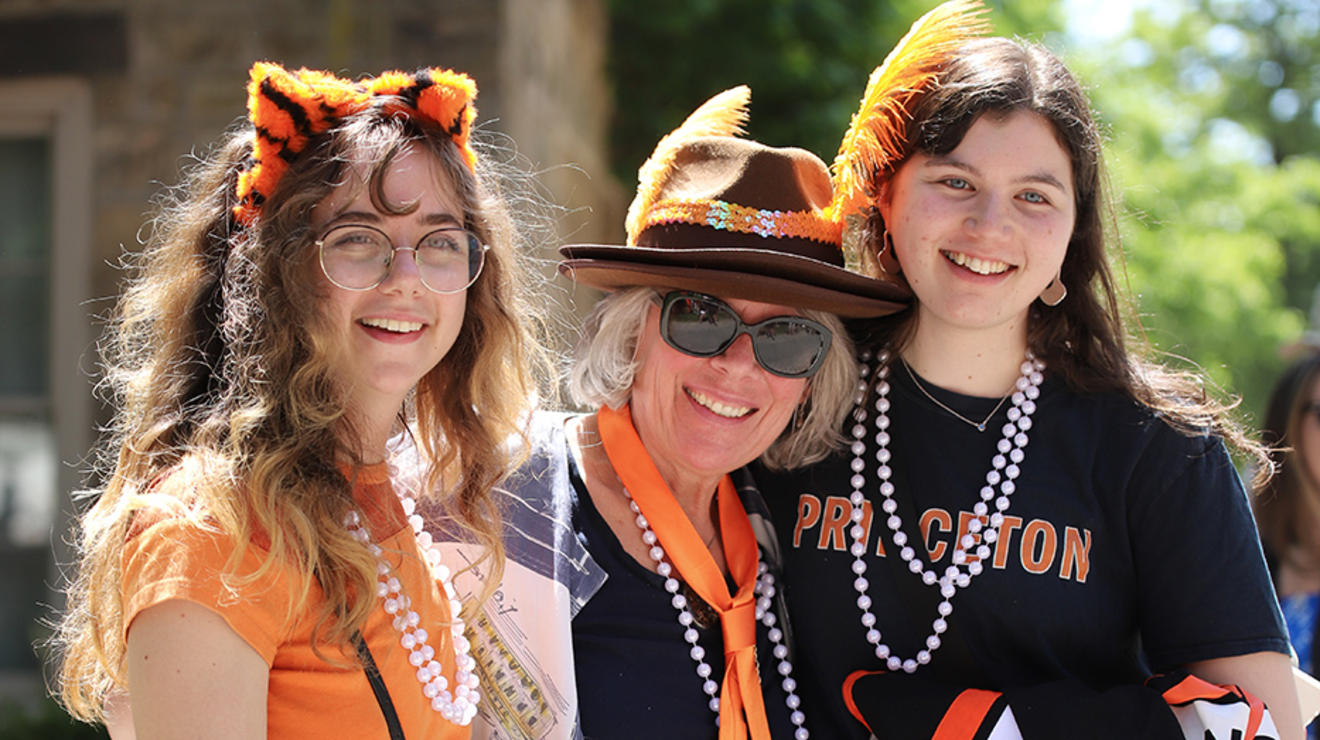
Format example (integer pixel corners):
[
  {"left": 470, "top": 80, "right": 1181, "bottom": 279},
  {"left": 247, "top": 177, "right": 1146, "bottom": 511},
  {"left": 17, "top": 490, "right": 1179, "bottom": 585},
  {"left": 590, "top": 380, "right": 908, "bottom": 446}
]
[{"left": 976, "top": 423, "right": 986, "bottom": 432}]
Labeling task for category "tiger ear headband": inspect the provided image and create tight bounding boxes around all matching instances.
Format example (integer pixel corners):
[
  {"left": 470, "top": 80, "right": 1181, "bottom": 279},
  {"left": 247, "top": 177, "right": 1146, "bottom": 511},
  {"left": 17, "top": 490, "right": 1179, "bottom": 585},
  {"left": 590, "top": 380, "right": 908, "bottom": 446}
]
[
  {"left": 828, "top": 0, "right": 991, "bottom": 275},
  {"left": 233, "top": 61, "right": 479, "bottom": 226}
]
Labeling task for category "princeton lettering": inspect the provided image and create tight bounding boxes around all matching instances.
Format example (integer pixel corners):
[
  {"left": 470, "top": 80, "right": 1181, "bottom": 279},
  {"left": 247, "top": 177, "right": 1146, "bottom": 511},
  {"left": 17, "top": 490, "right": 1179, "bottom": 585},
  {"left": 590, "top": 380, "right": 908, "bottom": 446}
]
[
  {"left": 1020, "top": 519, "right": 1056, "bottom": 574},
  {"left": 818, "top": 496, "right": 852, "bottom": 552},
  {"left": 1061, "top": 526, "right": 1091, "bottom": 583},
  {"left": 793, "top": 495, "right": 820, "bottom": 549},
  {"left": 790, "top": 493, "right": 1091, "bottom": 583},
  {"left": 921, "top": 509, "right": 953, "bottom": 562}
]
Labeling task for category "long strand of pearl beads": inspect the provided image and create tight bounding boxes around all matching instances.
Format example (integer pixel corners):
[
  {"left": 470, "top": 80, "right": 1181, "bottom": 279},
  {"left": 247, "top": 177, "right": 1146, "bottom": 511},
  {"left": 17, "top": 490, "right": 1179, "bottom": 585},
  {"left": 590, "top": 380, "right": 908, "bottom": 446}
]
[
  {"left": 624, "top": 490, "right": 810, "bottom": 739},
  {"left": 344, "top": 483, "right": 481, "bottom": 726},
  {"left": 846, "top": 349, "right": 1045, "bottom": 674},
  {"left": 754, "top": 562, "right": 810, "bottom": 739}
]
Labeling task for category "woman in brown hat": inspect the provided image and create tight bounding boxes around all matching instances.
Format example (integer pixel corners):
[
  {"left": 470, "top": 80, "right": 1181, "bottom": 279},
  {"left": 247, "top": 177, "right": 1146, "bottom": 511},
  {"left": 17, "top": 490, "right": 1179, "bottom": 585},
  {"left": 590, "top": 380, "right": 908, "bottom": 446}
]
[
  {"left": 756, "top": 3, "right": 1304, "bottom": 738},
  {"left": 444, "top": 85, "right": 907, "bottom": 740}
]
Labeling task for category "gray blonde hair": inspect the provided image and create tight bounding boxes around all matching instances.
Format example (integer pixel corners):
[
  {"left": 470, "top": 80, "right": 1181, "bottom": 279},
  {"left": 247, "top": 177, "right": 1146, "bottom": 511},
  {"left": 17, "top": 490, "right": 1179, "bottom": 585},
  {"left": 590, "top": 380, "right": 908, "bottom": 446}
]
[{"left": 568, "top": 286, "right": 857, "bottom": 470}]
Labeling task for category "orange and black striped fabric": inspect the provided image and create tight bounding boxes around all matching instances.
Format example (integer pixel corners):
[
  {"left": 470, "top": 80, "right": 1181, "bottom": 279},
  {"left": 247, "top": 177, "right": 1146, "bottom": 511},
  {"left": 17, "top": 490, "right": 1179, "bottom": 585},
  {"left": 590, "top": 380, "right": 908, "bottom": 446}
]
[
  {"left": 843, "top": 668, "right": 1280, "bottom": 739},
  {"left": 234, "top": 61, "right": 478, "bottom": 226}
]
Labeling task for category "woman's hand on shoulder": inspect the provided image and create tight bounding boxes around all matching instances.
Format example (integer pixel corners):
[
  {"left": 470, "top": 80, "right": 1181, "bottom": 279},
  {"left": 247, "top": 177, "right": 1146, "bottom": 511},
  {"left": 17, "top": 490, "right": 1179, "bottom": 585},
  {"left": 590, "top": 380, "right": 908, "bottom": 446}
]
[{"left": 126, "top": 599, "right": 268, "bottom": 740}]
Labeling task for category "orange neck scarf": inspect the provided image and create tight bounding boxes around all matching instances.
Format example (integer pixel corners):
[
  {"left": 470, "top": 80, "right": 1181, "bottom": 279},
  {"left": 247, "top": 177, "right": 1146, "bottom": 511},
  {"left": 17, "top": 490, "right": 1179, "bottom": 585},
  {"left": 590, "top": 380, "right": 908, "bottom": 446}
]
[{"left": 596, "top": 404, "right": 771, "bottom": 740}]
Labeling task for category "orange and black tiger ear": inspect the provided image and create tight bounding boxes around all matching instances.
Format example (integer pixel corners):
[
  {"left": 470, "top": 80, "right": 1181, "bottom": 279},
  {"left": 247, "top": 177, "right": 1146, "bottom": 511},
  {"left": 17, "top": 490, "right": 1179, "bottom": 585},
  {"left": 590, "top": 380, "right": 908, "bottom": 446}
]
[{"left": 232, "top": 61, "right": 478, "bottom": 227}]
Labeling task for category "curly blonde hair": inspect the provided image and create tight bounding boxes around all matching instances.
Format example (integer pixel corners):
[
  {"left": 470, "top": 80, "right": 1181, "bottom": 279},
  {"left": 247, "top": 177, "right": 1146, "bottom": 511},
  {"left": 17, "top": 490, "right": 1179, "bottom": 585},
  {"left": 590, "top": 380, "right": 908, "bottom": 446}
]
[{"left": 54, "top": 106, "right": 551, "bottom": 722}]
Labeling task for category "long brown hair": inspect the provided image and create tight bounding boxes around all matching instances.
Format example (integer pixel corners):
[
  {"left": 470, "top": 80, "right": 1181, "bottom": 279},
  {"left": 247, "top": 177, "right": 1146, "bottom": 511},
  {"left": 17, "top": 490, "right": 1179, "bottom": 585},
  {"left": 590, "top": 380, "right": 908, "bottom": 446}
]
[
  {"left": 866, "top": 36, "right": 1266, "bottom": 468},
  {"left": 1254, "top": 353, "right": 1320, "bottom": 571},
  {"left": 55, "top": 106, "right": 550, "bottom": 721}
]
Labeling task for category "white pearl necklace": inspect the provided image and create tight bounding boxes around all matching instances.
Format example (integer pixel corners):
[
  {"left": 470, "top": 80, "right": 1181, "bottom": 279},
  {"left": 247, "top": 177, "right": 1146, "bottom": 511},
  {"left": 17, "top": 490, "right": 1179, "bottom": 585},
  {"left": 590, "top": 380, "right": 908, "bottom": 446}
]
[
  {"left": 623, "top": 489, "right": 810, "bottom": 740},
  {"left": 847, "top": 349, "right": 1044, "bottom": 674},
  {"left": 343, "top": 472, "right": 480, "bottom": 726}
]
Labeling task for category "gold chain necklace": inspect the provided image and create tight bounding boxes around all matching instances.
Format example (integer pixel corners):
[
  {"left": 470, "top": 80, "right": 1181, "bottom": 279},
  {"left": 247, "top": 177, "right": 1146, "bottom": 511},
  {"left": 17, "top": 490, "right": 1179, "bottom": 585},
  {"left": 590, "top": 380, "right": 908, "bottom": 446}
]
[{"left": 900, "top": 357, "right": 1011, "bottom": 432}]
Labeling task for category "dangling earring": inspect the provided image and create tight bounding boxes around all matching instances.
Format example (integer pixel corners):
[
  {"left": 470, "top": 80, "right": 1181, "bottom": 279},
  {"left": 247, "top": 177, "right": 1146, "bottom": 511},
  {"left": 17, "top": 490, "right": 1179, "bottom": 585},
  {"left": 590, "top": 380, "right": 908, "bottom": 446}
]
[
  {"left": 878, "top": 230, "right": 902, "bottom": 275},
  {"left": 1039, "top": 273, "right": 1067, "bottom": 306},
  {"left": 790, "top": 399, "right": 808, "bottom": 432}
]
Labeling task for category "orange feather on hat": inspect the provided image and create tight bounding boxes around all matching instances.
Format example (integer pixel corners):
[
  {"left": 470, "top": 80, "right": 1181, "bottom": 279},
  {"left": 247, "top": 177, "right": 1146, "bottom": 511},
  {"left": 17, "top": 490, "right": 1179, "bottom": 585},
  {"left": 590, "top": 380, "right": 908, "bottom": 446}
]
[
  {"left": 625, "top": 85, "right": 752, "bottom": 245},
  {"left": 828, "top": 0, "right": 991, "bottom": 223}
]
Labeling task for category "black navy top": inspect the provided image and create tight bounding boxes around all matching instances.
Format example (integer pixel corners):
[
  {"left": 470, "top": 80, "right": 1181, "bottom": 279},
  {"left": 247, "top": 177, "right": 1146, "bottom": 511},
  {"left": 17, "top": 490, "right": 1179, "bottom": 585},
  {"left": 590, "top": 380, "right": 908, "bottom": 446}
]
[{"left": 569, "top": 449, "right": 799, "bottom": 739}]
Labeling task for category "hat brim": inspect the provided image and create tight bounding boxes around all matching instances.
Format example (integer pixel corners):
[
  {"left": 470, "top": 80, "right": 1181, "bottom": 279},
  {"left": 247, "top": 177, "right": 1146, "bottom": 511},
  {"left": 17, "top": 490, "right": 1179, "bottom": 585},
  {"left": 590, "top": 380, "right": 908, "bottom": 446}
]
[{"left": 558, "top": 244, "right": 911, "bottom": 318}]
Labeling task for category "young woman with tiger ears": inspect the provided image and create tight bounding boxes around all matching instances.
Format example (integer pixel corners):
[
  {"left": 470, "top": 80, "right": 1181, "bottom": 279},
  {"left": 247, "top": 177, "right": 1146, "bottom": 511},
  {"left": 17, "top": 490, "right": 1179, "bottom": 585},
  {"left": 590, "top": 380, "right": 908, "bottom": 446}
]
[{"left": 53, "top": 62, "right": 550, "bottom": 738}]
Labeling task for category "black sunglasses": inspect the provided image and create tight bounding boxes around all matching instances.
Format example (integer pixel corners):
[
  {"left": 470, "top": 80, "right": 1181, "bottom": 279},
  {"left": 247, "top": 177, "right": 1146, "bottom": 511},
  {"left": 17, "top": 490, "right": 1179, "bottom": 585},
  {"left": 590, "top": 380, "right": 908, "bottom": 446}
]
[{"left": 658, "top": 291, "right": 833, "bottom": 378}]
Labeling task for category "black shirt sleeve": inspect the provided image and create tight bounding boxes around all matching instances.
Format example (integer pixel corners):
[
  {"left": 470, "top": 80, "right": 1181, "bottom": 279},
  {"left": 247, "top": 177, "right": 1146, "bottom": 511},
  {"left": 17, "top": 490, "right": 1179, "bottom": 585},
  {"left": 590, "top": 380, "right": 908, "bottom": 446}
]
[{"left": 1122, "top": 428, "right": 1289, "bottom": 669}]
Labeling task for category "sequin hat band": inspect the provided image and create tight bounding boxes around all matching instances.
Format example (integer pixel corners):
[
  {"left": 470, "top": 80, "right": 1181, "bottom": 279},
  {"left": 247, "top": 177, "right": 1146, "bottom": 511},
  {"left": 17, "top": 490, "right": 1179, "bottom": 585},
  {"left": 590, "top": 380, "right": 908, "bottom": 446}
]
[
  {"left": 640, "top": 198, "right": 844, "bottom": 246},
  {"left": 560, "top": 132, "right": 910, "bottom": 318}
]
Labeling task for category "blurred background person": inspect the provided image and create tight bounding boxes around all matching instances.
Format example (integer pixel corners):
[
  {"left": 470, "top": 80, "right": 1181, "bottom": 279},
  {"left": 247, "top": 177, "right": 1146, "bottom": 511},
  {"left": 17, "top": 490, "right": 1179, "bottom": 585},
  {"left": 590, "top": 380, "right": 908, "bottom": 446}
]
[{"left": 1255, "top": 349, "right": 1320, "bottom": 737}]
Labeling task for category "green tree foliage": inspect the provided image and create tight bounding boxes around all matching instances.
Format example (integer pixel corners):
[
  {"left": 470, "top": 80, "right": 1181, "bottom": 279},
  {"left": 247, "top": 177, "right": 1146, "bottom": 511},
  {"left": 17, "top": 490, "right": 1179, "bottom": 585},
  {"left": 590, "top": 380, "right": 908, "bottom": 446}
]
[
  {"left": 1179, "top": 0, "right": 1318, "bottom": 163},
  {"left": 1065, "top": 0, "right": 1320, "bottom": 421},
  {"left": 605, "top": 0, "right": 1320, "bottom": 425},
  {"left": 1170, "top": 0, "right": 1320, "bottom": 314},
  {"left": 0, "top": 699, "right": 108, "bottom": 739},
  {"left": 605, "top": 0, "right": 1053, "bottom": 182}
]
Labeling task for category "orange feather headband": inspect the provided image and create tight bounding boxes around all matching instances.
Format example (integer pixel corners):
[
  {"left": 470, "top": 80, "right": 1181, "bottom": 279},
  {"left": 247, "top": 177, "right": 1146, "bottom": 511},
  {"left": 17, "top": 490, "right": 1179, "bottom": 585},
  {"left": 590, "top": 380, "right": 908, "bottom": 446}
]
[
  {"left": 828, "top": 0, "right": 991, "bottom": 275},
  {"left": 233, "top": 61, "right": 479, "bottom": 226}
]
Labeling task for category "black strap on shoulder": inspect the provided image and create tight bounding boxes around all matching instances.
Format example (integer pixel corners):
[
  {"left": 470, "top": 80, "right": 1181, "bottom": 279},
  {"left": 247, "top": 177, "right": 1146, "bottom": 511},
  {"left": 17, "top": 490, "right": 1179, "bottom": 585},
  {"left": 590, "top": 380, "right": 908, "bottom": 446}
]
[{"left": 353, "top": 630, "right": 406, "bottom": 740}]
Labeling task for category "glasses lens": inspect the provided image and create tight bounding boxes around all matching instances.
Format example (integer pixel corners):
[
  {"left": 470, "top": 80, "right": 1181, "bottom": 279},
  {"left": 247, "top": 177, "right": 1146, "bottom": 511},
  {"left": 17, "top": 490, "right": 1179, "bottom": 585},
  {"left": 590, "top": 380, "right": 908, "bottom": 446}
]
[
  {"left": 752, "top": 320, "right": 829, "bottom": 377},
  {"left": 417, "top": 228, "right": 485, "bottom": 294},
  {"left": 661, "top": 292, "right": 831, "bottom": 378},
  {"left": 319, "top": 225, "right": 391, "bottom": 289},
  {"left": 664, "top": 294, "right": 738, "bottom": 356}
]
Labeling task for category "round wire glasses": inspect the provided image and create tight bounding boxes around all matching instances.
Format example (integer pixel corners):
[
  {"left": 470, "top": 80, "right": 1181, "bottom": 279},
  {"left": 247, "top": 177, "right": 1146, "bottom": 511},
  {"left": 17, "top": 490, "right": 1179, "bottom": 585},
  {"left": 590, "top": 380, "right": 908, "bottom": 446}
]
[{"left": 316, "top": 223, "right": 488, "bottom": 294}]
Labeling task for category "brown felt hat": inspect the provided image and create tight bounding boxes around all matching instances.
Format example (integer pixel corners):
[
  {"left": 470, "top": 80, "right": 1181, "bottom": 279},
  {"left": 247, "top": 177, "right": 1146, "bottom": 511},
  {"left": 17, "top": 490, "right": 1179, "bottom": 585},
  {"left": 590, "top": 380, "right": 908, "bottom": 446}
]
[{"left": 559, "top": 135, "right": 910, "bottom": 318}]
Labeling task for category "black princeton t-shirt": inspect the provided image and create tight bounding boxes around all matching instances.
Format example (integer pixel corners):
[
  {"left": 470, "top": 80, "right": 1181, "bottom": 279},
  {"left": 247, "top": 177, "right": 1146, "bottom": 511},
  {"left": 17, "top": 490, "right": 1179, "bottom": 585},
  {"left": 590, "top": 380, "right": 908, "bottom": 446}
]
[{"left": 756, "top": 360, "right": 1287, "bottom": 740}]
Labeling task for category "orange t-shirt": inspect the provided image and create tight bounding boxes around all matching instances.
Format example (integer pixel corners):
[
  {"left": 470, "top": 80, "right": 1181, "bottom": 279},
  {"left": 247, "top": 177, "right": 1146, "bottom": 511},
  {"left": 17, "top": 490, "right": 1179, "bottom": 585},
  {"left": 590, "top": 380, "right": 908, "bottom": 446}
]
[{"left": 121, "top": 462, "right": 471, "bottom": 739}]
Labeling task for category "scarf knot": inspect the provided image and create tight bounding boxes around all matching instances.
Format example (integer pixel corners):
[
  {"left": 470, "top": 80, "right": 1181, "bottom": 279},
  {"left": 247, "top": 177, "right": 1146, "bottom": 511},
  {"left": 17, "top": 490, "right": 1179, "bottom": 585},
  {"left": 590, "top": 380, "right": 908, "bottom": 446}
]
[{"left": 597, "top": 404, "right": 773, "bottom": 740}]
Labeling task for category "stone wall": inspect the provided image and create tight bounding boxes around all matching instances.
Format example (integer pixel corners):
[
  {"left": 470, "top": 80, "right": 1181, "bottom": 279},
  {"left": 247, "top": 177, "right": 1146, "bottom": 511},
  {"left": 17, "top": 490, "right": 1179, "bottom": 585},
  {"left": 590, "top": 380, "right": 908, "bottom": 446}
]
[{"left": 499, "top": 0, "right": 625, "bottom": 331}]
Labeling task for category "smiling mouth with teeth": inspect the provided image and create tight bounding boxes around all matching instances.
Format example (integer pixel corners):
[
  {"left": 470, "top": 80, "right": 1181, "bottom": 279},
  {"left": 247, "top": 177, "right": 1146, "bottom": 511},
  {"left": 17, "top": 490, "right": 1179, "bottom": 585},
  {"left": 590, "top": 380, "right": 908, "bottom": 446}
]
[
  {"left": 944, "top": 250, "right": 1012, "bottom": 276},
  {"left": 687, "top": 389, "right": 753, "bottom": 419},
  {"left": 360, "top": 317, "right": 424, "bottom": 333}
]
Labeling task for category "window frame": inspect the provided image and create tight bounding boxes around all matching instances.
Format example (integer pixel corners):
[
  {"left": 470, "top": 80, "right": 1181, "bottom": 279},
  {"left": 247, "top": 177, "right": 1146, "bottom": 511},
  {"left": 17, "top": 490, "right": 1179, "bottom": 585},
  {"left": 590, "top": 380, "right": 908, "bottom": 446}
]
[{"left": 0, "top": 76, "right": 93, "bottom": 693}]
